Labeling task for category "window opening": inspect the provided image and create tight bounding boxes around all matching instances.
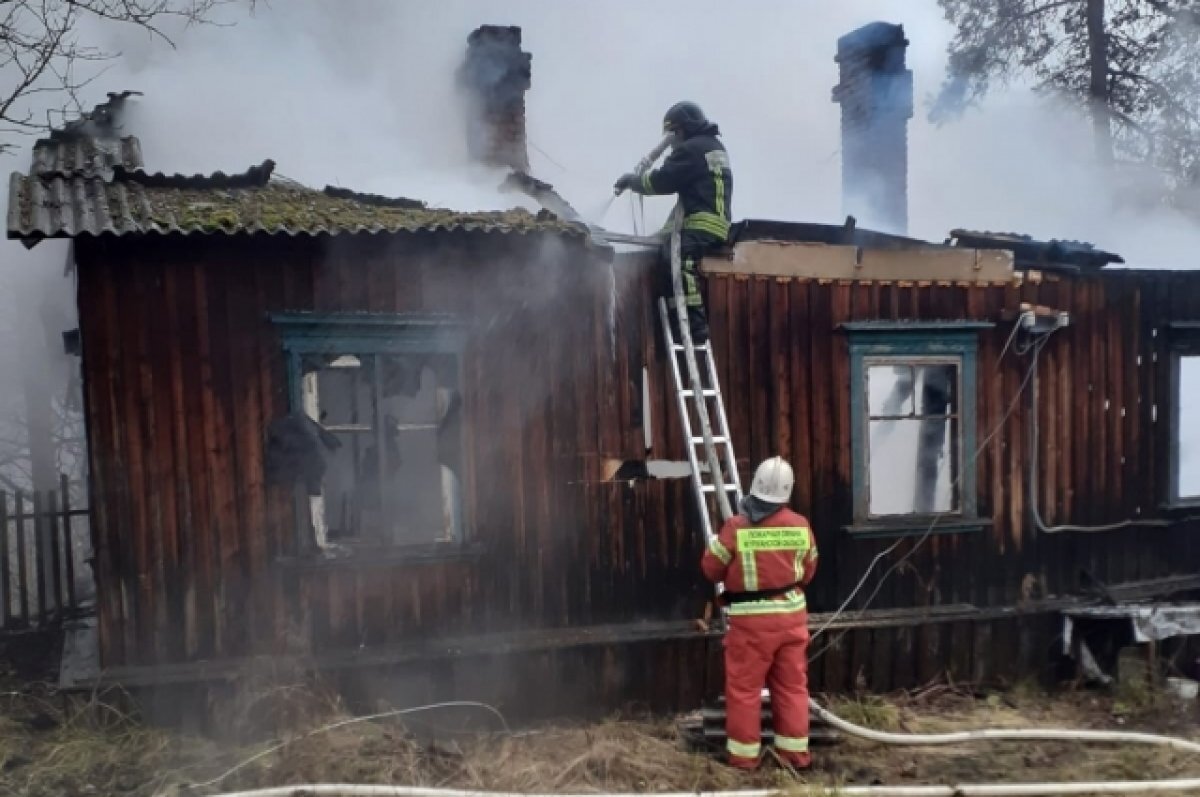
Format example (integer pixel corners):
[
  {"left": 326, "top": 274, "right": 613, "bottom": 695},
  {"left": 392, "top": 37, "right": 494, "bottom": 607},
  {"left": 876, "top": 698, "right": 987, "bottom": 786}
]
[
  {"left": 275, "top": 315, "right": 466, "bottom": 551},
  {"left": 866, "top": 361, "right": 961, "bottom": 516},
  {"left": 845, "top": 322, "right": 986, "bottom": 529},
  {"left": 1177, "top": 355, "right": 1200, "bottom": 501}
]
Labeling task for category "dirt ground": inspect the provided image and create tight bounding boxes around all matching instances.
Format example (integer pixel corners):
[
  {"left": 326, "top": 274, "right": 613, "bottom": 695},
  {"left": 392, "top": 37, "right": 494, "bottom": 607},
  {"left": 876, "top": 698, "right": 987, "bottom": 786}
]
[{"left": 3, "top": 673, "right": 1200, "bottom": 797}]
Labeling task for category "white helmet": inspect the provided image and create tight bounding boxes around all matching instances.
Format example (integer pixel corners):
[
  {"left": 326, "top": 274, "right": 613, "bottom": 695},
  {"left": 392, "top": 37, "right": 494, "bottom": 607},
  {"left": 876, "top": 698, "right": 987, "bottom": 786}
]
[{"left": 750, "top": 456, "right": 794, "bottom": 504}]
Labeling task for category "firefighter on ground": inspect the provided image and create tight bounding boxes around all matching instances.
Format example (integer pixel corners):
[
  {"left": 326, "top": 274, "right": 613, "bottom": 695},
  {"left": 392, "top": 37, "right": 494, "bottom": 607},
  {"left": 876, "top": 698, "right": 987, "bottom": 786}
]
[
  {"left": 613, "top": 101, "right": 732, "bottom": 345},
  {"left": 700, "top": 456, "right": 818, "bottom": 770}
]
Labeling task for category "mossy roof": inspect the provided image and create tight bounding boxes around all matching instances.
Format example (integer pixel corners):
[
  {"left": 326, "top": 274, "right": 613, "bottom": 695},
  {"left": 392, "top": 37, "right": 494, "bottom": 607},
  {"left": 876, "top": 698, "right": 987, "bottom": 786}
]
[{"left": 7, "top": 164, "right": 589, "bottom": 243}]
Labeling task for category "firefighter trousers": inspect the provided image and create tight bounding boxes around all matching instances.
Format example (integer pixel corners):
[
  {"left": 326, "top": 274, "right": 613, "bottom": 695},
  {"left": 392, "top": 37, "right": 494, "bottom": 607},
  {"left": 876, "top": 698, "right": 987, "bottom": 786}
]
[
  {"left": 661, "top": 230, "right": 721, "bottom": 345},
  {"left": 724, "top": 620, "right": 811, "bottom": 769}
]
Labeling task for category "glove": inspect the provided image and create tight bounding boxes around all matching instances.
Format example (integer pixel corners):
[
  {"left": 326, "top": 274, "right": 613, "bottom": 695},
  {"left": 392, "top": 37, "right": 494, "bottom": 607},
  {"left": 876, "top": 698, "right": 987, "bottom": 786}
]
[{"left": 613, "top": 172, "right": 639, "bottom": 194}]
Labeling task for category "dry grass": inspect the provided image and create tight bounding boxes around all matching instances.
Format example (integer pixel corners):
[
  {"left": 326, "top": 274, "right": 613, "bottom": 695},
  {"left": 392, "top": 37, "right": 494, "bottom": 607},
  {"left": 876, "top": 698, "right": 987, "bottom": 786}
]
[
  {"left": 0, "top": 683, "right": 224, "bottom": 797},
  {"left": 825, "top": 695, "right": 901, "bottom": 732},
  {"left": 234, "top": 719, "right": 793, "bottom": 794},
  {"left": 3, "top": 674, "right": 1200, "bottom": 797}
]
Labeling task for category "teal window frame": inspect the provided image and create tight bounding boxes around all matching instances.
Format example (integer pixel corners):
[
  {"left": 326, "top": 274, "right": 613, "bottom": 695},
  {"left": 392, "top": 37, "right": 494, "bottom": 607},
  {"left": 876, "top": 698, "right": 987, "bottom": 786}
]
[
  {"left": 272, "top": 312, "right": 469, "bottom": 551},
  {"left": 844, "top": 321, "right": 991, "bottom": 536}
]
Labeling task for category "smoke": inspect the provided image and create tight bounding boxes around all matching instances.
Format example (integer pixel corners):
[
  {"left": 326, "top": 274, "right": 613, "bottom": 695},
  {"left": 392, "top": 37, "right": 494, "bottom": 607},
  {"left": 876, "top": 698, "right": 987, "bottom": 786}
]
[
  {"left": 0, "top": 1, "right": 1172, "bottom": 267},
  {"left": 0, "top": 1, "right": 1194, "bottom": 502},
  {"left": 0, "top": 242, "right": 82, "bottom": 488},
  {"left": 3, "top": 0, "right": 1194, "bottom": 499}
]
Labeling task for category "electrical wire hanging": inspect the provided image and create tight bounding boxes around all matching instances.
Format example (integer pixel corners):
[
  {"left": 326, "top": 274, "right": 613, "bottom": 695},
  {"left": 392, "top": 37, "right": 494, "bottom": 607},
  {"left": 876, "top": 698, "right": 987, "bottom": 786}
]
[
  {"left": 808, "top": 316, "right": 1040, "bottom": 654},
  {"left": 1026, "top": 334, "right": 1172, "bottom": 534}
]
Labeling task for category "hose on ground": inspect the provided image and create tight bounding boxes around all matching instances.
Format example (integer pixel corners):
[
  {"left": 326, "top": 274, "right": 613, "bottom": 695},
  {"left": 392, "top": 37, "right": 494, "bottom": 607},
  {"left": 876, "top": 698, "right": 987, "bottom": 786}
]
[
  {"left": 203, "top": 699, "right": 1200, "bottom": 797},
  {"left": 204, "top": 779, "right": 1200, "bottom": 797},
  {"left": 810, "top": 697, "right": 1200, "bottom": 752}
]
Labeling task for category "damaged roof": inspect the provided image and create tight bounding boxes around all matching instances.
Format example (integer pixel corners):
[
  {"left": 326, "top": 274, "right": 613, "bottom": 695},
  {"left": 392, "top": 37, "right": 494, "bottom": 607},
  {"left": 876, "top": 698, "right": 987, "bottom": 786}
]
[
  {"left": 30, "top": 91, "right": 144, "bottom": 180},
  {"left": 7, "top": 92, "right": 590, "bottom": 247},
  {"left": 729, "top": 218, "right": 1124, "bottom": 274},
  {"left": 8, "top": 161, "right": 586, "bottom": 245},
  {"left": 731, "top": 217, "right": 928, "bottom": 250},
  {"left": 948, "top": 229, "right": 1124, "bottom": 271}
]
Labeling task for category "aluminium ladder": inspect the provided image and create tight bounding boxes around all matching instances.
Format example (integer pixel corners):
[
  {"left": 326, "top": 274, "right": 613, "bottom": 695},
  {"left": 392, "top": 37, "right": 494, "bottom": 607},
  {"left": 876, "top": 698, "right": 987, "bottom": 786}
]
[
  {"left": 657, "top": 208, "right": 744, "bottom": 602},
  {"left": 658, "top": 218, "right": 836, "bottom": 755},
  {"left": 657, "top": 212, "right": 836, "bottom": 754}
]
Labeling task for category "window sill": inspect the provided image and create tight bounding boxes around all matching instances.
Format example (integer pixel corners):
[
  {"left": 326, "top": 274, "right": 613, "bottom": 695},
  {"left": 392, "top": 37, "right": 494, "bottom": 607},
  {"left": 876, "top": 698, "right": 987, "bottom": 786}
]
[
  {"left": 276, "top": 540, "right": 486, "bottom": 571},
  {"left": 843, "top": 517, "right": 992, "bottom": 539},
  {"left": 1158, "top": 500, "right": 1200, "bottom": 518}
]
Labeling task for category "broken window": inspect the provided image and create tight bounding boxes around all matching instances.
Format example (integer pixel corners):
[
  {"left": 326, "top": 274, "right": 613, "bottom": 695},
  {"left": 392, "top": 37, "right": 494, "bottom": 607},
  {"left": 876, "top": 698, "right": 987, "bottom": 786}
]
[
  {"left": 846, "top": 324, "right": 987, "bottom": 529},
  {"left": 866, "top": 362, "right": 960, "bottom": 515},
  {"left": 274, "top": 314, "right": 466, "bottom": 551}
]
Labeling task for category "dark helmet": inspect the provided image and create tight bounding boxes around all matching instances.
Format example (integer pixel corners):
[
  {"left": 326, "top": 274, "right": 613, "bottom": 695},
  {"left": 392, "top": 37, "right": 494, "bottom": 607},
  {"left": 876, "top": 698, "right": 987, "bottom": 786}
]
[{"left": 663, "top": 101, "right": 712, "bottom": 138}]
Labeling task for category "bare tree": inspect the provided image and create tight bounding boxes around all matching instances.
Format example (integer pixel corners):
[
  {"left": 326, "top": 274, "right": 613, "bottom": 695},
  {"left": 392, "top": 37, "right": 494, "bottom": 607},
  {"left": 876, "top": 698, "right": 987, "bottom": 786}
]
[
  {"left": 0, "top": 0, "right": 249, "bottom": 154},
  {"left": 935, "top": 0, "right": 1200, "bottom": 189}
]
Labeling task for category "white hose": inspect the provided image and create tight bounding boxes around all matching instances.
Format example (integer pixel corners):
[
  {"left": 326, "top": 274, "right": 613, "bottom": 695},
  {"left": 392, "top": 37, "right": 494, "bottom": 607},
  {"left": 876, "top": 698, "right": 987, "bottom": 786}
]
[
  {"left": 205, "top": 701, "right": 1200, "bottom": 797},
  {"left": 206, "top": 780, "right": 1200, "bottom": 797},
  {"left": 809, "top": 698, "right": 1200, "bottom": 752}
]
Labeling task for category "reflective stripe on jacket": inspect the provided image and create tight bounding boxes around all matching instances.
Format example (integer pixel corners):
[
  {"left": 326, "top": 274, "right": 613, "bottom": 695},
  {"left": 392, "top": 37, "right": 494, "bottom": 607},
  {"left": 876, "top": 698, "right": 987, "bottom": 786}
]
[{"left": 701, "top": 508, "right": 818, "bottom": 619}]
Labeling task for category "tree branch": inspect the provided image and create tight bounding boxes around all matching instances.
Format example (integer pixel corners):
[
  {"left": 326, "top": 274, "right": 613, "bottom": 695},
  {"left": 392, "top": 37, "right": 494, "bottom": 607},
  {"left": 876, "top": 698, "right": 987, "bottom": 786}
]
[{"left": 0, "top": 0, "right": 250, "bottom": 150}]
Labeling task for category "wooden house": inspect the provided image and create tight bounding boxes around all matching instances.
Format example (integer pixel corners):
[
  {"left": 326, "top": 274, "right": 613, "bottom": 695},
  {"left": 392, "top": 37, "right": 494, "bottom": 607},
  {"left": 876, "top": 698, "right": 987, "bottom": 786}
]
[{"left": 7, "top": 28, "right": 1200, "bottom": 719}]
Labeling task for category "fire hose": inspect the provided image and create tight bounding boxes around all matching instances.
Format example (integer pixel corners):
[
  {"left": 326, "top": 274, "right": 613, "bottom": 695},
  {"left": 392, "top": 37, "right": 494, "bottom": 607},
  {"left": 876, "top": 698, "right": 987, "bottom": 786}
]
[
  {"left": 198, "top": 696, "right": 1200, "bottom": 797},
  {"left": 198, "top": 779, "right": 1200, "bottom": 797},
  {"left": 614, "top": 132, "right": 675, "bottom": 194}
]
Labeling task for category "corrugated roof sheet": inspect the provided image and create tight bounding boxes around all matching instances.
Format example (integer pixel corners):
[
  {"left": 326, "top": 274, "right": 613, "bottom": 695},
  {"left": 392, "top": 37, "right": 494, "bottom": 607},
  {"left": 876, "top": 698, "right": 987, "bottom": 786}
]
[
  {"left": 32, "top": 91, "right": 144, "bottom": 179},
  {"left": 7, "top": 166, "right": 587, "bottom": 244},
  {"left": 31, "top": 135, "right": 144, "bottom": 180},
  {"left": 110, "top": 159, "right": 279, "bottom": 189},
  {"left": 8, "top": 89, "right": 592, "bottom": 248}
]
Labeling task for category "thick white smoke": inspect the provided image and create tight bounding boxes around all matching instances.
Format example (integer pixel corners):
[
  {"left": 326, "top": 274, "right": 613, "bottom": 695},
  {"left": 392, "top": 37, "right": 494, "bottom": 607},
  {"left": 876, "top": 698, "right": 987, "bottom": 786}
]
[
  {"left": 0, "top": 0, "right": 1196, "bottom": 265},
  {"left": 4, "top": 0, "right": 1191, "bottom": 266}
]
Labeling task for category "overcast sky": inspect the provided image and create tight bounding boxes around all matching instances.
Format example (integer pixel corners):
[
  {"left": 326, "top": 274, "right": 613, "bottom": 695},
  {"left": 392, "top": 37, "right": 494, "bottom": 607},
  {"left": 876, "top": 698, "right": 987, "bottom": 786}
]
[{"left": 4, "top": 0, "right": 1200, "bottom": 266}]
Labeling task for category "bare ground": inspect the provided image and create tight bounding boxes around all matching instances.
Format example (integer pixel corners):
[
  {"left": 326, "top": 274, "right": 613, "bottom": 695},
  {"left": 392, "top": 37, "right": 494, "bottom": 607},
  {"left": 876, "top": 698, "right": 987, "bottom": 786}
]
[{"left": 3, "top": 674, "right": 1200, "bottom": 797}]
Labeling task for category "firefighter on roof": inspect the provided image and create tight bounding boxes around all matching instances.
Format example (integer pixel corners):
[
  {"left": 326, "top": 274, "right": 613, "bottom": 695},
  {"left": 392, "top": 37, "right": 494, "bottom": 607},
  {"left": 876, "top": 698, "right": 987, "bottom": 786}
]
[
  {"left": 614, "top": 101, "right": 732, "bottom": 345},
  {"left": 700, "top": 456, "right": 818, "bottom": 770}
]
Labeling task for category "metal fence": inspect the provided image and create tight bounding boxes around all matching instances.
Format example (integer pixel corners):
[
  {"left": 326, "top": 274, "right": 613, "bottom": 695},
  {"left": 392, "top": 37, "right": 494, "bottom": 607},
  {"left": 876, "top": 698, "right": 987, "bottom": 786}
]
[{"left": 1, "top": 475, "right": 92, "bottom": 631}]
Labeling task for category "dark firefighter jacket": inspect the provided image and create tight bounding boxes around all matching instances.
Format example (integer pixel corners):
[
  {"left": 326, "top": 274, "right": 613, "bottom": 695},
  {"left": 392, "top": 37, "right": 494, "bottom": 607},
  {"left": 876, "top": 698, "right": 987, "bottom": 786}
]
[{"left": 630, "top": 126, "right": 733, "bottom": 242}]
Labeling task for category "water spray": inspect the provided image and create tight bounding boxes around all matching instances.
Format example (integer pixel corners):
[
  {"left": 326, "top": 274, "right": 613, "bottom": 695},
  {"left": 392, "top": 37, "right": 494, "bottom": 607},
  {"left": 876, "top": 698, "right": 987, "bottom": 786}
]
[{"left": 582, "top": 194, "right": 617, "bottom": 227}]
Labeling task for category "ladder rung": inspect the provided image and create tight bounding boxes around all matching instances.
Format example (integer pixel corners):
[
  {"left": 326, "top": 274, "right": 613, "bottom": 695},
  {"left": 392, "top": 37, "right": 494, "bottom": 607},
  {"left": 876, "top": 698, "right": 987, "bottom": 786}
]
[
  {"left": 700, "top": 484, "right": 740, "bottom": 494},
  {"left": 680, "top": 389, "right": 718, "bottom": 398},
  {"left": 671, "top": 344, "right": 710, "bottom": 352},
  {"left": 691, "top": 436, "right": 728, "bottom": 445}
]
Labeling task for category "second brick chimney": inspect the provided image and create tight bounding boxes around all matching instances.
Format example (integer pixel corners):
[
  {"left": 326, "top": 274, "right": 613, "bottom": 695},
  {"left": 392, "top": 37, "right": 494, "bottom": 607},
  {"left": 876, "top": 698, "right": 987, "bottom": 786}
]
[
  {"left": 458, "top": 25, "right": 532, "bottom": 172},
  {"left": 832, "top": 23, "right": 913, "bottom": 235}
]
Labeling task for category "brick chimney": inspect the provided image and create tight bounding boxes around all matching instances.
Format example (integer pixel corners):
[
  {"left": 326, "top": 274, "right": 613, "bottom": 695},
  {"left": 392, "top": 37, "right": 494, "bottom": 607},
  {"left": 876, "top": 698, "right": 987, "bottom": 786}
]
[
  {"left": 458, "top": 25, "right": 531, "bottom": 172},
  {"left": 831, "top": 23, "right": 913, "bottom": 234}
]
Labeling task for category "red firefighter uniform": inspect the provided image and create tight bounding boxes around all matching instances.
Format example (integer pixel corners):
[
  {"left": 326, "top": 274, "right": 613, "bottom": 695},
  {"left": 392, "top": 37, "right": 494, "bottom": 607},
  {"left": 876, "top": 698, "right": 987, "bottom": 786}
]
[{"left": 701, "top": 507, "right": 818, "bottom": 769}]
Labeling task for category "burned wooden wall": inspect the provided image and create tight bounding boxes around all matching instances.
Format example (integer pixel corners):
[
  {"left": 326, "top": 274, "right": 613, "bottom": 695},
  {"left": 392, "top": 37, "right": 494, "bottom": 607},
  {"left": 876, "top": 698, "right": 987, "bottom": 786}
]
[
  {"left": 76, "top": 231, "right": 1200, "bottom": 692},
  {"left": 76, "top": 232, "right": 705, "bottom": 670},
  {"left": 686, "top": 267, "right": 1200, "bottom": 614}
]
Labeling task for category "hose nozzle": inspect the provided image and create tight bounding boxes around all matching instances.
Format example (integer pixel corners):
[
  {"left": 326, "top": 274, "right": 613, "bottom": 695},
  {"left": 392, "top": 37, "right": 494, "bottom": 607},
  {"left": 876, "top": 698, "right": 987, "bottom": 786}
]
[{"left": 615, "top": 133, "right": 675, "bottom": 196}]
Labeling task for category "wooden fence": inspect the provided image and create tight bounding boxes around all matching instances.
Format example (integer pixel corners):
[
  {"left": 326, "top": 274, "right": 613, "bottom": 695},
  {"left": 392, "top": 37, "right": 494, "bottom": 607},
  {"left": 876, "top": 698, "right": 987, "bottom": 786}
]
[{"left": 0, "top": 475, "right": 91, "bottom": 631}]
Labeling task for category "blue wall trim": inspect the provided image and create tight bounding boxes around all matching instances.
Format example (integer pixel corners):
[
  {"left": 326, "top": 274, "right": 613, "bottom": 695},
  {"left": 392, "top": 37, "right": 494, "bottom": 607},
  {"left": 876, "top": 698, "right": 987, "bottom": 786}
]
[{"left": 847, "top": 327, "right": 982, "bottom": 528}]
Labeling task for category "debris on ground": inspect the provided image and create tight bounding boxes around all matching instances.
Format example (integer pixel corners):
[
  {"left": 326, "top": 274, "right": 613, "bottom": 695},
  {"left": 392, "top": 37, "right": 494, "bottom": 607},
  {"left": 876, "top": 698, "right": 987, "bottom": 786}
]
[{"left": 2, "top": 675, "right": 1199, "bottom": 797}]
